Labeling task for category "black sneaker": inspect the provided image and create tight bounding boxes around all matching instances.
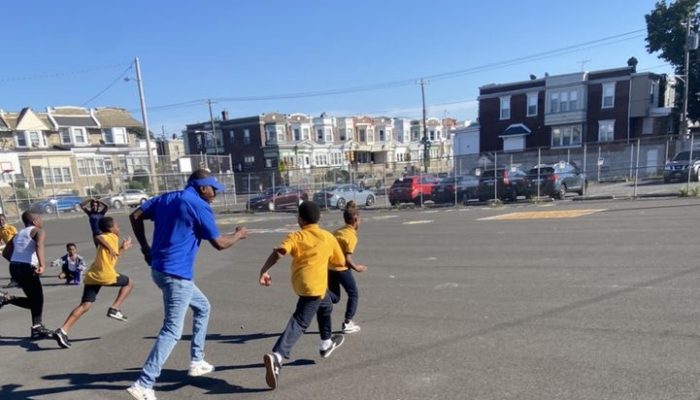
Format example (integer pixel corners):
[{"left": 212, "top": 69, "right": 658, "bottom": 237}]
[
  {"left": 0, "top": 291, "right": 12, "bottom": 309},
  {"left": 30, "top": 324, "right": 54, "bottom": 341},
  {"left": 54, "top": 328, "right": 71, "bottom": 349},
  {"left": 107, "top": 307, "right": 128, "bottom": 322},
  {"left": 263, "top": 353, "right": 281, "bottom": 390},
  {"left": 319, "top": 334, "right": 345, "bottom": 358}
]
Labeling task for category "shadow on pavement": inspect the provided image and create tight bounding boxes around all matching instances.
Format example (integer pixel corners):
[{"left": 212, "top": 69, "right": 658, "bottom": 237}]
[
  {"left": 143, "top": 331, "right": 280, "bottom": 345},
  {"left": 0, "top": 336, "right": 98, "bottom": 352}
]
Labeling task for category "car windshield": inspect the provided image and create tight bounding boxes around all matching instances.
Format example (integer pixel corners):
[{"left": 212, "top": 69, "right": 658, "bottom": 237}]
[{"left": 672, "top": 151, "right": 700, "bottom": 161}]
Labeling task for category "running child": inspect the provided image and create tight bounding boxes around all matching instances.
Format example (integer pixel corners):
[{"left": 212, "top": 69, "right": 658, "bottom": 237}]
[
  {"left": 54, "top": 216, "right": 133, "bottom": 349},
  {"left": 52, "top": 243, "right": 86, "bottom": 285},
  {"left": 329, "top": 201, "right": 367, "bottom": 334},
  {"left": 259, "top": 201, "right": 346, "bottom": 390},
  {"left": 0, "top": 214, "right": 19, "bottom": 288},
  {"left": 0, "top": 211, "right": 54, "bottom": 340}
]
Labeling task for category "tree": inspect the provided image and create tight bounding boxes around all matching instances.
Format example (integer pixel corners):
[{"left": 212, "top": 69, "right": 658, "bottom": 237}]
[{"left": 645, "top": 0, "right": 700, "bottom": 124}]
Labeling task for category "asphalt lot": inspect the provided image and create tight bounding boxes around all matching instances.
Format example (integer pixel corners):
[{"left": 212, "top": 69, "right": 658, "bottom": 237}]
[{"left": 3, "top": 197, "right": 700, "bottom": 399}]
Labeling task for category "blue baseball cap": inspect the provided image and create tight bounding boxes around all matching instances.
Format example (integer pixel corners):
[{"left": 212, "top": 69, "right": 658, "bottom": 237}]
[{"left": 188, "top": 177, "right": 225, "bottom": 192}]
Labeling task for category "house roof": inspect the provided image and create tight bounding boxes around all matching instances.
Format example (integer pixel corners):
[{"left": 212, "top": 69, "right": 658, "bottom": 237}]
[
  {"left": 93, "top": 108, "right": 142, "bottom": 128},
  {"left": 3, "top": 108, "right": 52, "bottom": 131},
  {"left": 499, "top": 123, "right": 532, "bottom": 137}
]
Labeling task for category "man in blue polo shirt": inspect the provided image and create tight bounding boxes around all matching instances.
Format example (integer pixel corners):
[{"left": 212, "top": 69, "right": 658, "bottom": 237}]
[{"left": 126, "top": 169, "right": 248, "bottom": 400}]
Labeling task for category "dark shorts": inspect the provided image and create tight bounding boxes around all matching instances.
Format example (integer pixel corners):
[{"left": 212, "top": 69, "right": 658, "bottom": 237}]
[{"left": 81, "top": 274, "right": 130, "bottom": 303}]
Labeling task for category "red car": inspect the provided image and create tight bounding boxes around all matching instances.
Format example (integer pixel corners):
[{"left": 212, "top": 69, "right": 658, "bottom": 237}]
[{"left": 388, "top": 175, "right": 439, "bottom": 205}]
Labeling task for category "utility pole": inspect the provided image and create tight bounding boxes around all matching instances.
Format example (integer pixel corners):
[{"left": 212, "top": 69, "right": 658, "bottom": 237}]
[
  {"left": 682, "top": 15, "right": 692, "bottom": 138},
  {"left": 207, "top": 99, "right": 220, "bottom": 173},
  {"left": 134, "top": 57, "right": 159, "bottom": 194},
  {"left": 418, "top": 78, "right": 431, "bottom": 173}
]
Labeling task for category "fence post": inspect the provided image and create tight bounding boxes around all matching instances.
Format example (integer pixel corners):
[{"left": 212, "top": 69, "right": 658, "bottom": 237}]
[
  {"left": 493, "top": 152, "right": 498, "bottom": 201},
  {"left": 582, "top": 143, "right": 587, "bottom": 195},
  {"left": 537, "top": 148, "right": 541, "bottom": 198},
  {"left": 230, "top": 154, "right": 237, "bottom": 205},
  {"left": 597, "top": 146, "right": 601, "bottom": 183},
  {"left": 634, "top": 138, "right": 641, "bottom": 198},
  {"left": 419, "top": 169, "right": 424, "bottom": 207},
  {"left": 687, "top": 133, "right": 695, "bottom": 193}
]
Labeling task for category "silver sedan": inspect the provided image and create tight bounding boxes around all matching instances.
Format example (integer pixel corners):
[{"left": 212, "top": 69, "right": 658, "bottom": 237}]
[{"left": 312, "top": 184, "right": 376, "bottom": 209}]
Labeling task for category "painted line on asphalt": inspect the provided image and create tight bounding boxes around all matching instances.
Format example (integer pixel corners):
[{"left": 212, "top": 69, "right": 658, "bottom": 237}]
[
  {"left": 403, "top": 220, "right": 434, "bottom": 225},
  {"left": 478, "top": 209, "right": 605, "bottom": 221}
]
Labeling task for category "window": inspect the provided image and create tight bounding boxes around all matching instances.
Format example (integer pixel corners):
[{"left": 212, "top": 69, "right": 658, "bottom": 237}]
[
  {"left": 325, "top": 129, "right": 333, "bottom": 143},
  {"left": 15, "top": 132, "right": 27, "bottom": 147},
  {"left": 367, "top": 129, "right": 374, "bottom": 143},
  {"left": 551, "top": 125, "right": 582, "bottom": 147},
  {"left": 265, "top": 128, "right": 275, "bottom": 144},
  {"left": 77, "top": 157, "right": 112, "bottom": 176},
  {"left": 265, "top": 158, "right": 273, "bottom": 168},
  {"left": 317, "top": 129, "right": 324, "bottom": 142},
  {"left": 293, "top": 128, "right": 300, "bottom": 141},
  {"left": 60, "top": 128, "right": 72, "bottom": 144},
  {"left": 339, "top": 128, "right": 347, "bottom": 141},
  {"left": 642, "top": 117, "right": 654, "bottom": 135},
  {"left": 429, "top": 130, "right": 435, "bottom": 141},
  {"left": 379, "top": 129, "right": 385, "bottom": 141},
  {"left": 560, "top": 92, "right": 569, "bottom": 112},
  {"left": 359, "top": 128, "right": 367, "bottom": 142},
  {"left": 277, "top": 127, "right": 286, "bottom": 143},
  {"left": 598, "top": 120, "right": 615, "bottom": 142},
  {"left": 500, "top": 96, "right": 511, "bottom": 119},
  {"left": 73, "top": 127, "right": 87, "bottom": 144},
  {"left": 527, "top": 93, "right": 538, "bottom": 116},
  {"left": 244, "top": 155, "right": 255, "bottom": 168},
  {"left": 569, "top": 91, "right": 578, "bottom": 110},
  {"left": 302, "top": 128, "right": 309, "bottom": 140},
  {"left": 28, "top": 131, "right": 46, "bottom": 147},
  {"left": 243, "top": 129, "right": 250, "bottom": 145},
  {"left": 550, "top": 93, "right": 559, "bottom": 113},
  {"left": 602, "top": 82, "right": 615, "bottom": 108},
  {"left": 102, "top": 128, "right": 127, "bottom": 144},
  {"left": 42, "top": 167, "right": 73, "bottom": 183}
]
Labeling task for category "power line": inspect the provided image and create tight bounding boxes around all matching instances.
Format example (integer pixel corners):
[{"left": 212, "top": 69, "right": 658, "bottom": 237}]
[
  {"left": 144, "top": 28, "right": 646, "bottom": 113},
  {"left": 0, "top": 62, "right": 129, "bottom": 83},
  {"left": 81, "top": 63, "right": 134, "bottom": 106}
]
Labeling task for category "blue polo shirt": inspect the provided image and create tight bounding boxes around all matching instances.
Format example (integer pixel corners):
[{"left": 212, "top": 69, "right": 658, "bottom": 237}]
[{"left": 140, "top": 186, "right": 220, "bottom": 280}]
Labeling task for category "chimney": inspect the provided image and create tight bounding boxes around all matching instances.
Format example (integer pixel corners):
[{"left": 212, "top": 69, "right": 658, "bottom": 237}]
[{"left": 221, "top": 110, "right": 229, "bottom": 121}]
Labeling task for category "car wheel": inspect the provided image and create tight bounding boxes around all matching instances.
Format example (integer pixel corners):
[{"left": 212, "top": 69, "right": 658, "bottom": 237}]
[
  {"left": 44, "top": 205, "right": 54, "bottom": 214},
  {"left": 556, "top": 185, "right": 567, "bottom": 200},
  {"left": 337, "top": 198, "right": 346, "bottom": 209},
  {"left": 113, "top": 200, "right": 123, "bottom": 209},
  {"left": 268, "top": 201, "right": 275, "bottom": 211},
  {"left": 365, "top": 195, "right": 375, "bottom": 207}
]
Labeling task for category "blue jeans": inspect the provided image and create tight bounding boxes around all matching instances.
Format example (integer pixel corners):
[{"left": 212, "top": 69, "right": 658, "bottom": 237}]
[
  {"left": 272, "top": 291, "right": 332, "bottom": 359},
  {"left": 328, "top": 269, "right": 359, "bottom": 322},
  {"left": 137, "top": 269, "right": 211, "bottom": 389}
]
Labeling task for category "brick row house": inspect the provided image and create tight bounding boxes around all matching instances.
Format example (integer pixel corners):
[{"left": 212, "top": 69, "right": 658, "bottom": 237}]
[
  {"left": 477, "top": 65, "right": 675, "bottom": 153},
  {"left": 184, "top": 112, "right": 458, "bottom": 178},
  {"left": 0, "top": 106, "right": 150, "bottom": 199}
]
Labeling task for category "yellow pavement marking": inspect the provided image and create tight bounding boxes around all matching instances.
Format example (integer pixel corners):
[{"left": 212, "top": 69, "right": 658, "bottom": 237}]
[{"left": 478, "top": 209, "right": 605, "bottom": 221}]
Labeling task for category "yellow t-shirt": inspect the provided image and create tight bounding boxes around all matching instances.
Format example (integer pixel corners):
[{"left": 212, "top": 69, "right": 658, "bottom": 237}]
[
  {"left": 0, "top": 225, "right": 17, "bottom": 244},
  {"left": 329, "top": 225, "right": 358, "bottom": 272},
  {"left": 278, "top": 224, "right": 345, "bottom": 297},
  {"left": 84, "top": 232, "right": 120, "bottom": 285}
]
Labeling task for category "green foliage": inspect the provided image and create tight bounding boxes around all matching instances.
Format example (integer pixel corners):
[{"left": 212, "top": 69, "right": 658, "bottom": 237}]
[
  {"left": 128, "top": 181, "right": 146, "bottom": 191},
  {"left": 645, "top": 0, "right": 700, "bottom": 121}
]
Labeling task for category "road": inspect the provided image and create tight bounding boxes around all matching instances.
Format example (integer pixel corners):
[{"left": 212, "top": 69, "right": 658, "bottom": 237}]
[{"left": 2, "top": 197, "right": 700, "bottom": 399}]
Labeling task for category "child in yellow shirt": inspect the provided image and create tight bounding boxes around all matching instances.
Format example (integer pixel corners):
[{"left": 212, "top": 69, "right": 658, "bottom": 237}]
[
  {"left": 54, "top": 216, "right": 133, "bottom": 349},
  {"left": 0, "top": 214, "right": 19, "bottom": 288},
  {"left": 259, "top": 201, "right": 345, "bottom": 390},
  {"left": 329, "top": 201, "right": 367, "bottom": 334}
]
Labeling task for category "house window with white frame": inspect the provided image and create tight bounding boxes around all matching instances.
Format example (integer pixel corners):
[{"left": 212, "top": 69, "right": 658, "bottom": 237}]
[
  {"left": 527, "top": 92, "right": 538, "bottom": 116},
  {"left": 302, "top": 128, "right": 309, "bottom": 141},
  {"left": 598, "top": 120, "right": 615, "bottom": 142},
  {"left": 276, "top": 127, "right": 286, "bottom": 143},
  {"left": 317, "top": 129, "right": 324, "bottom": 142},
  {"left": 325, "top": 129, "right": 333, "bottom": 143},
  {"left": 293, "top": 128, "right": 300, "bottom": 141},
  {"left": 73, "top": 127, "right": 87, "bottom": 144},
  {"left": 359, "top": 128, "right": 366, "bottom": 142},
  {"left": 569, "top": 91, "right": 578, "bottom": 110},
  {"left": 379, "top": 129, "right": 385, "bottom": 141},
  {"left": 499, "top": 96, "right": 511, "bottom": 120},
  {"left": 60, "top": 128, "right": 72, "bottom": 144},
  {"left": 29, "top": 131, "right": 46, "bottom": 148},
  {"left": 550, "top": 93, "right": 559, "bottom": 113},
  {"left": 42, "top": 166, "right": 73, "bottom": 184},
  {"left": 339, "top": 128, "right": 346, "bottom": 141},
  {"left": 102, "top": 127, "right": 127, "bottom": 144},
  {"left": 243, "top": 155, "right": 255, "bottom": 168},
  {"left": 367, "top": 129, "right": 374, "bottom": 143},
  {"left": 551, "top": 124, "right": 582, "bottom": 148},
  {"left": 602, "top": 82, "right": 615, "bottom": 108},
  {"left": 15, "top": 132, "right": 27, "bottom": 147},
  {"left": 560, "top": 92, "right": 569, "bottom": 112}
]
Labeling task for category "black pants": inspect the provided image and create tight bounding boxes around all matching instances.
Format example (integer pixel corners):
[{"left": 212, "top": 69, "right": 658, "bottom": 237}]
[{"left": 8, "top": 262, "right": 44, "bottom": 326}]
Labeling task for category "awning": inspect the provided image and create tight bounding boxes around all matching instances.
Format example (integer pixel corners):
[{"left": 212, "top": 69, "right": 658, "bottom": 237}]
[{"left": 499, "top": 123, "right": 532, "bottom": 137}]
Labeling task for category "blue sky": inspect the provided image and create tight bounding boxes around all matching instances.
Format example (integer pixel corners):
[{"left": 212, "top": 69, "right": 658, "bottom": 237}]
[{"left": 1, "top": 0, "right": 668, "bottom": 136}]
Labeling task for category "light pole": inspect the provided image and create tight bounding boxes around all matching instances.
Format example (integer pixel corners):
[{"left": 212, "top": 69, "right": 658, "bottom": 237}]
[
  {"left": 680, "top": 14, "right": 698, "bottom": 138},
  {"left": 132, "top": 57, "right": 159, "bottom": 194},
  {"left": 418, "top": 78, "right": 431, "bottom": 172}
]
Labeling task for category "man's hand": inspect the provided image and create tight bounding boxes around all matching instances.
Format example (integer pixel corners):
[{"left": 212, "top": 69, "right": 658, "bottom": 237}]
[
  {"left": 233, "top": 226, "right": 248, "bottom": 239},
  {"left": 122, "top": 237, "right": 133, "bottom": 251},
  {"left": 34, "top": 265, "right": 45, "bottom": 276},
  {"left": 259, "top": 272, "right": 272, "bottom": 286},
  {"left": 354, "top": 264, "right": 368, "bottom": 273}
]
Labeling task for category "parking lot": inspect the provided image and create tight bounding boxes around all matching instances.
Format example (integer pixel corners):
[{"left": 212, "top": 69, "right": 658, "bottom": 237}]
[{"left": 3, "top": 197, "right": 700, "bottom": 399}]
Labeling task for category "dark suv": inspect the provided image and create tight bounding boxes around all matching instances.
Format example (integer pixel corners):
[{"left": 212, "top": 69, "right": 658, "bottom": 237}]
[
  {"left": 664, "top": 151, "right": 700, "bottom": 183},
  {"left": 431, "top": 175, "right": 479, "bottom": 204},
  {"left": 528, "top": 161, "right": 587, "bottom": 199},
  {"left": 388, "top": 175, "right": 438, "bottom": 205},
  {"left": 476, "top": 167, "right": 531, "bottom": 202},
  {"left": 246, "top": 186, "right": 308, "bottom": 211}
]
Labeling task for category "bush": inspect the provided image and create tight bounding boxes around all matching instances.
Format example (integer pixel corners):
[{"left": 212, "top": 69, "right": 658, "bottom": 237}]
[{"left": 128, "top": 181, "right": 146, "bottom": 191}]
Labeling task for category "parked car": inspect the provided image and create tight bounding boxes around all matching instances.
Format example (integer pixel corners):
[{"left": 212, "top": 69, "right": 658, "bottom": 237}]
[
  {"left": 355, "top": 173, "right": 383, "bottom": 190},
  {"left": 246, "top": 186, "right": 308, "bottom": 211},
  {"left": 476, "top": 167, "right": 531, "bottom": 202},
  {"left": 312, "top": 184, "right": 376, "bottom": 209},
  {"left": 528, "top": 161, "right": 587, "bottom": 199},
  {"left": 29, "top": 194, "right": 84, "bottom": 214},
  {"left": 388, "top": 175, "right": 439, "bottom": 205},
  {"left": 101, "top": 189, "right": 150, "bottom": 208},
  {"left": 663, "top": 151, "right": 700, "bottom": 183},
  {"left": 431, "top": 175, "right": 479, "bottom": 204}
]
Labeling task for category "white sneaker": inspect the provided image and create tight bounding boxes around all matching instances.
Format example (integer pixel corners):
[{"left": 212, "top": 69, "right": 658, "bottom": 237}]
[
  {"left": 342, "top": 320, "right": 361, "bottom": 334},
  {"left": 126, "top": 382, "right": 157, "bottom": 400},
  {"left": 188, "top": 359, "right": 215, "bottom": 377}
]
